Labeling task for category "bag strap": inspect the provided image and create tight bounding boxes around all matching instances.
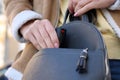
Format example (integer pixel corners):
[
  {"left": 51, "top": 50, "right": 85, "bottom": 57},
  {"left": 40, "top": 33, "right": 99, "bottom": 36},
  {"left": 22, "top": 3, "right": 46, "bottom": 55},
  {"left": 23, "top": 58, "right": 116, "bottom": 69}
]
[
  {"left": 63, "top": 9, "right": 96, "bottom": 24},
  {"left": 63, "top": 9, "right": 69, "bottom": 24}
]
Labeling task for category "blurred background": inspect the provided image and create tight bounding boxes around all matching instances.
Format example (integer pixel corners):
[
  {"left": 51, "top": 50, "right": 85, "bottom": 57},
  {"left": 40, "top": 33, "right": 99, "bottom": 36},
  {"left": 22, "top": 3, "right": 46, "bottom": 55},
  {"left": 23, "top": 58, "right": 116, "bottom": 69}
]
[{"left": 0, "top": 0, "right": 25, "bottom": 75}]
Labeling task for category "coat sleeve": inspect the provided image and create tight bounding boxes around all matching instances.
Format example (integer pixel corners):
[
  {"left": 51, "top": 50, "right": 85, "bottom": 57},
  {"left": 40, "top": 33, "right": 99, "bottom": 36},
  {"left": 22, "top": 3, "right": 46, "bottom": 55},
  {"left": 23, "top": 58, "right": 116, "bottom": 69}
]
[
  {"left": 3, "top": 0, "right": 42, "bottom": 42},
  {"left": 3, "top": 0, "right": 33, "bottom": 24}
]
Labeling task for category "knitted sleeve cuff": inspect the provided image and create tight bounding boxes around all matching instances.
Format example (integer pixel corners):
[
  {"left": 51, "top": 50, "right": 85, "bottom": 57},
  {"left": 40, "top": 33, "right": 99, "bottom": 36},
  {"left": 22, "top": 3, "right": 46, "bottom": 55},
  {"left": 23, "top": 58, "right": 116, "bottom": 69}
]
[
  {"left": 108, "top": 0, "right": 120, "bottom": 10},
  {"left": 5, "top": 67, "right": 23, "bottom": 80},
  {"left": 11, "top": 10, "right": 42, "bottom": 43}
]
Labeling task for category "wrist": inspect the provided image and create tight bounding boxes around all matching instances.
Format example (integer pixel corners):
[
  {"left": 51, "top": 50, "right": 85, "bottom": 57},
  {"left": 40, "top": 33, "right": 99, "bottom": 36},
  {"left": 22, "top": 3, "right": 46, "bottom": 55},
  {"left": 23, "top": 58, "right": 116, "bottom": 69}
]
[
  {"left": 20, "top": 19, "right": 36, "bottom": 37},
  {"left": 11, "top": 10, "right": 42, "bottom": 43}
]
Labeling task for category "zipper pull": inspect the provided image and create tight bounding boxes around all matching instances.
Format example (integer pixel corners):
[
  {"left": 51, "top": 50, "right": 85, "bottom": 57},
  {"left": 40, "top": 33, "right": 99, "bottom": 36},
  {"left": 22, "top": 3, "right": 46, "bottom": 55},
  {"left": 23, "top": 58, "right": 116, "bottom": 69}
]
[
  {"left": 76, "top": 48, "right": 88, "bottom": 73},
  {"left": 59, "top": 28, "right": 66, "bottom": 48}
]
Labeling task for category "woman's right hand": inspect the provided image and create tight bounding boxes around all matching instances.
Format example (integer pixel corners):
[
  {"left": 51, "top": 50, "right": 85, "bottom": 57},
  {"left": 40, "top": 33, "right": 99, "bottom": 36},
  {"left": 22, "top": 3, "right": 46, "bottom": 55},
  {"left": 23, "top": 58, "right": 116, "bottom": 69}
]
[
  {"left": 20, "top": 19, "right": 59, "bottom": 50},
  {"left": 68, "top": 0, "right": 116, "bottom": 16}
]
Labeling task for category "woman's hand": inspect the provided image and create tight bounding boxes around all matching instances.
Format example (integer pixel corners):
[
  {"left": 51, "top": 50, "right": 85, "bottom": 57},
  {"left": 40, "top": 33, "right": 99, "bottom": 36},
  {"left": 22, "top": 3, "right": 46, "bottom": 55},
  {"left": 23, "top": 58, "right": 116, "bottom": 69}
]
[
  {"left": 20, "top": 19, "right": 59, "bottom": 50},
  {"left": 68, "top": 0, "right": 116, "bottom": 16}
]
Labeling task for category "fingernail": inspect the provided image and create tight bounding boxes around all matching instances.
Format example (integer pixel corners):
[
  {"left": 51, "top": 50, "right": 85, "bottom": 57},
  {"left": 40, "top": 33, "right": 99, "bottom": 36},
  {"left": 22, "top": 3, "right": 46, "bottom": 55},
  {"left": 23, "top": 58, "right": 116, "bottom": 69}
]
[
  {"left": 54, "top": 43, "right": 59, "bottom": 48},
  {"left": 74, "top": 13, "right": 78, "bottom": 16}
]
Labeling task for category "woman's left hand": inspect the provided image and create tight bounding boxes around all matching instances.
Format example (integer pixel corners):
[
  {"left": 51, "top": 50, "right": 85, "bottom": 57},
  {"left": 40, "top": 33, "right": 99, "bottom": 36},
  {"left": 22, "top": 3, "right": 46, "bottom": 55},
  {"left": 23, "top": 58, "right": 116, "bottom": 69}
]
[{"left": 68, "top": 0, "right": 116, "bottom": 16}]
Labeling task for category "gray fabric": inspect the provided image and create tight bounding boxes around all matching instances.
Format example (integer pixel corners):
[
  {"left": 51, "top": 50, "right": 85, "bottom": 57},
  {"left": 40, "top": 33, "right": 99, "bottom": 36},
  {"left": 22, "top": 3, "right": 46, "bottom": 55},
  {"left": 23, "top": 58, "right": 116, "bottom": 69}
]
[
  {"left": 22, "top": 21, "right": 111, "bottom": 80},
  {"left": 23, "top": 49, "right": 105, "bottom": 80}
]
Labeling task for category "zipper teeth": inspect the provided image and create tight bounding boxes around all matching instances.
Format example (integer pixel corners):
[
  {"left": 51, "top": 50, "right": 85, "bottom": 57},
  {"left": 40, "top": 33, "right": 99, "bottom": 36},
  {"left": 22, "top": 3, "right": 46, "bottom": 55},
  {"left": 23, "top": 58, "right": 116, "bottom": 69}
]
[
  {"left": 91, "top": 23, "right": 109, "bottom": 80},
  {"left": 54, "top": 0, "right": 60, "bottom": 28}
]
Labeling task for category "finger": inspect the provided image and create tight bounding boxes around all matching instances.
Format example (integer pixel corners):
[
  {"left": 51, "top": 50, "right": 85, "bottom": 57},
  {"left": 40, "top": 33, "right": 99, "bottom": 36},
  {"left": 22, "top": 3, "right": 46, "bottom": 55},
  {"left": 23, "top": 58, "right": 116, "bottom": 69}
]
[
  {"left": 38, "top": 23, "right": 54, "bottom": 48},
  {"left": 74, "top": 2, "right": 93, "bottom": 16},
  {"left": 31, "top": 25, "right": 47, "bottom": 48},
  {"left": 68, "top": 0, "right": 74, "bottom": 13},
  {"left": 75, "top": 0, "right": 91, "bottom": 13},
  {"left": 44, "top": 20, "right": 59, "bottom": 48},
  {"left": 68, "top": 0, "right": 78, "bottom": 13},
  {"left": 29, "top": 34, "right": 40, "bottom": 50}
]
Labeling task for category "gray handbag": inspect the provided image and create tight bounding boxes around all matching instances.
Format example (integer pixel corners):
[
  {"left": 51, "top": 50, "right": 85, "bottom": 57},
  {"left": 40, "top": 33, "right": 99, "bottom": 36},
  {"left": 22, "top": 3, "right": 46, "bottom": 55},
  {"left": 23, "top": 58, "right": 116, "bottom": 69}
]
[{"left": 22, "top": 10, "right": 111, "bottom": 80}]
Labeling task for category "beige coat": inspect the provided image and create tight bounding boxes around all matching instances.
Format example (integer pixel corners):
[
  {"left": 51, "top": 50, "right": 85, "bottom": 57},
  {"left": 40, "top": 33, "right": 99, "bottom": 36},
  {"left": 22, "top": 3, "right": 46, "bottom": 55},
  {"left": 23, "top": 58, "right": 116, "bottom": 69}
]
[
  {"left": 4, "top": 0, "right": 60, "bottom": 27},
  {"left": 3, "top": 1, "right": 120, "bottom": 79}
]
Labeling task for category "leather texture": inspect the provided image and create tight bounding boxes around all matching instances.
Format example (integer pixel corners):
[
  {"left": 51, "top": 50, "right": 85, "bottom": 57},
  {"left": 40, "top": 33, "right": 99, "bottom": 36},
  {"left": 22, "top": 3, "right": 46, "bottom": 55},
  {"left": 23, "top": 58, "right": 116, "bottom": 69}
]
[{"left": 22, "top": 20, "right": 111, "bottom": 80}]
